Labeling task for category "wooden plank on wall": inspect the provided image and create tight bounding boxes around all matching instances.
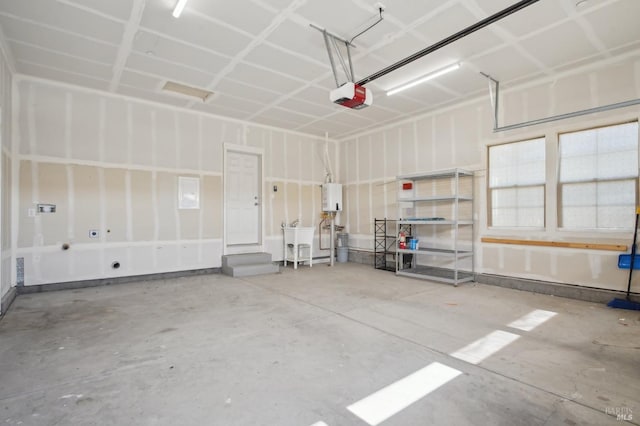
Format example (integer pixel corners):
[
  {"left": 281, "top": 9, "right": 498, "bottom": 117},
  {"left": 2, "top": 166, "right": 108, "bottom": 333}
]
[{"left": 481, "top": 237, "right": 627, "bottom": 252}]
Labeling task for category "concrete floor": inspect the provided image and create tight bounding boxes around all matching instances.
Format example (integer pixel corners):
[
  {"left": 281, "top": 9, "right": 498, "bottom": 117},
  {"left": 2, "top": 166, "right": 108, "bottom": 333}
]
[{"left": 0, "top": 263, "right": 638, "bottom": 426}]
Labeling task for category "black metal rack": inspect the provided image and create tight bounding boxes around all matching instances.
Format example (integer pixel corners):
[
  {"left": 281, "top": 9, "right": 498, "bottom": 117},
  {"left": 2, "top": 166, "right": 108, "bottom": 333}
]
[{"left": 374, "top": 218, "right": 412, "bottom": 271}]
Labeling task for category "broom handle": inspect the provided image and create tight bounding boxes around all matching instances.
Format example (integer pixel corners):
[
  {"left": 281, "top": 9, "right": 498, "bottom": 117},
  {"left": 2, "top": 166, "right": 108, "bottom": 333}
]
[{"left": 626, "top": 211, "right": 639, "bottom": 299}]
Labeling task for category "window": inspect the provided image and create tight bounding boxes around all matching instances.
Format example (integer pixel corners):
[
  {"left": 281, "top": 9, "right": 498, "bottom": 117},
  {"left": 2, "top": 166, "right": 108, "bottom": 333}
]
[
  {"left": 488, "top": 138, "right": 546, "bottom": 227},
  {"left": 559, "top": 122, "right": 638, "bottom": 230}
]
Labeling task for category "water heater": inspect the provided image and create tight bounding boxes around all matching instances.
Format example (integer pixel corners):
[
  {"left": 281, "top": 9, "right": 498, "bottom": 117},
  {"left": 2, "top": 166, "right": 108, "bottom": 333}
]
[{"left": 322, "top": 183, "right": 342, "bottom": 212}]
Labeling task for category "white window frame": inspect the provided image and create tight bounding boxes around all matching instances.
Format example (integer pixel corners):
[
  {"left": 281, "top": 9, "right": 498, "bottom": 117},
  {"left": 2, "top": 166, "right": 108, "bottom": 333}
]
[
  {"left": 558, "top": 121, "right": 639, "bottom": 231},
  {"left": 488, "top": 137, "right": 546, "bottom": 229}
]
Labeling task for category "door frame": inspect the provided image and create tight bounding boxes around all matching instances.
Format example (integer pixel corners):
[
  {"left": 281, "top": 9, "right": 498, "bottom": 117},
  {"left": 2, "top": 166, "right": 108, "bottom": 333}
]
[{"left": 222, "top": 143, "right": 265, "bottom": 255}]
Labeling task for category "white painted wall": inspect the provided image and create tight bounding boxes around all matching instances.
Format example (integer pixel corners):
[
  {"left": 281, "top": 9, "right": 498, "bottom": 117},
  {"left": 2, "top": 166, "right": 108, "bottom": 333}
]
[
  {"left": 14, "top": 77, "right": 336, "bottom": 286},
  {"left": 339, "top": 50, "right": 640, "bottom": 292}
]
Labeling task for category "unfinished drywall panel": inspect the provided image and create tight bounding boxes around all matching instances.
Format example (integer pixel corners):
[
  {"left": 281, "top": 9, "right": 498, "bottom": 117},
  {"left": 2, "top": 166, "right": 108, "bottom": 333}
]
[
  {"left": 269, "top": 180, "right": 285, "bottom": 236},
  {"left": 103, "top": 97, "right": 129, "bottom": 164},
  {"left": 13, "top": 76, "right": 331, "bottom": 286},
  {"left": 70, "top": 246, "right": 104, "bottom": 281},
  {"left": 370, "top": 133, "right": 384, "bottom": 179},
  {"left": 384, "top": 129, "right": 399, "bottom": 178},
  {"left": 246, "top": 125, "right": 268, "bottom": 151},
  {"left": 358, "top": 183, "right": 371, "bottom": 236},
  {"left": 433, "top": 114, "right": 454, "bottom": 169},
  {"left": 285, "top": 182, "right": 300, "bottom": 224},
  {"left": 1, "top": 150, "right": 11, "bottom": 308},
  {"left": 18, "top": 161, "right": 33, "bottom": 248},
  {"left": 595, "top": 61, "right": 637, "bottom": 105},
  {"left": 38, "top": 163, "right": 69, "bottom": 246},
  {"left": 178, "top": 174, "right": 202, "bottom": 240},
  {"left": 450, "top": 107, "right": 482, "bottom": 168},
  {"left": 553, "top": 73, "right": 592, "bottom": 116},
  {"left": 299, "top": 137, "right": 314, "bottom": 182},
  {"left": 201, "top": 175, "right": 221, "bottom": 239},
  {"left": 174, "top": 175, "right": 201, "bottom": 241},
  {"left": 130, "top": 103, "right": 153, "bottom": 167},
  {"left": 371, "top": 181, "right": 387, "bottom": 221},
  {"left": 300, "top": 184, "right": 315, "bottom": 228},
  {"left": 358, "top": 136, "right": 371, "bottom": 182},
  {"left": 344, "top": 139, "right": 357, "bottom": 183},
  {"left": 178, "top": 112, "right": 201, "bottom": 171},
  {"left": 416, "top": 116, "right": 433, "bottom": 170},
  {"left": 200, "top": 117, "right": 226, "bottom": 173},
  {"left": 156, "top": 172, "right": 178, "bottom": 241},
  {"left": 398, "top": 123, "right": 418, "bottom": 174},
  {"left": 104, "top": 168, "right": 127, "bottom": 243},
  {"left": 70, "top": 91, "right": 101, "bottom": 161},
  {"left": 179, "top": 242, "right": 202, "bottom": 268},
  {"left": 346, "top": 184, "right": 357, "bottom": 233},
  {"left": 24, "top": 83, "right": 66, "bottom": 157},
  {"left": 270, "top": 131, "right": 285, "bottom": 179},
  {"left": 154, "top": 109, "right": 178, "bottom": 169},
  {"left": 2, "top": 153, "right": 10, "bottom": 250},
  {"left": 286, "top": 136, "right": 301, "bottom": 181},
  {"left": 130, "top": 170, "right": 154, "bottom": 241},
  {"left": 508, "top": 82, "right": 553, "bottom": 128},
  {"left": 130, "top": 245, "right": 156, "bottom": 274}
]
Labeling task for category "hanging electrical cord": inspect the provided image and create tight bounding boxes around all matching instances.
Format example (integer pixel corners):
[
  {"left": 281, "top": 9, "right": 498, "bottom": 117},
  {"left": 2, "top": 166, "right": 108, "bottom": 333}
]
[{"left": 349, "top": 6, "right": 385, "bottom": 45}]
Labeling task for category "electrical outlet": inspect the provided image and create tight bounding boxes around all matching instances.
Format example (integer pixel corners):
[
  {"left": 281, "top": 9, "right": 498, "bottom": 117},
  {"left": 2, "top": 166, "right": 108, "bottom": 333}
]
[{"left": 89, "top": 229, "right": 99, "bottom": 238}]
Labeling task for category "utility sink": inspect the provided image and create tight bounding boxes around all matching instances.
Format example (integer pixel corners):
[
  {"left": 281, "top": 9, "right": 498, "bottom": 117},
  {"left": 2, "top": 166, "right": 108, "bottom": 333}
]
[{"left": 283, "top": 226, "right": 314, "bottom": 269}]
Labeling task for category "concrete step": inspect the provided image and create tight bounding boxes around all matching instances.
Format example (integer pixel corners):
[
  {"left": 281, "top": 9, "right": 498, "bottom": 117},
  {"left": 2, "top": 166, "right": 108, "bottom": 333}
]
[
  {"left": 222, "top": 252, "right": 272, "bottom": 268},
  {"left": 223, "top": 262, "right": 280, "bottom": 278}
]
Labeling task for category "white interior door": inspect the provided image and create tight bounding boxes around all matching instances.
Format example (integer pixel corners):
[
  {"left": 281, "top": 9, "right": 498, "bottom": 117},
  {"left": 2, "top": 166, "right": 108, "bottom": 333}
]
[{"left": 225, "top": 148, "right": 262, "bottom": 247}]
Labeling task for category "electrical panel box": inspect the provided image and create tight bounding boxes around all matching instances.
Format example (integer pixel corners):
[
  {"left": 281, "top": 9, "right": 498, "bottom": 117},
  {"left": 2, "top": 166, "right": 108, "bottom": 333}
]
[{"left": 322, "top": 183, "right": 342, "bottom": 212}]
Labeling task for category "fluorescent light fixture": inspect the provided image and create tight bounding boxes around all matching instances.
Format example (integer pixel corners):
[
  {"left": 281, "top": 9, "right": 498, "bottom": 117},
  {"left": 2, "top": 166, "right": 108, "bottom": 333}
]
[
  {"left": 172, "top": 0, "right": 189, "bottom": 18},
  {"left": 162, "top": 81, "right": 213, "bottom": 102},
  {"left": 386, "top": 63, "right": 460, "bottom": 96}
]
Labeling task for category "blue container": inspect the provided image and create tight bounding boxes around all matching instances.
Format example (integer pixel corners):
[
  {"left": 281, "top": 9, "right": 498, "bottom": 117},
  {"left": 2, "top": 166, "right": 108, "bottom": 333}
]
[{"left": 618, "top": 254, "right": 640, "bottom": 269}]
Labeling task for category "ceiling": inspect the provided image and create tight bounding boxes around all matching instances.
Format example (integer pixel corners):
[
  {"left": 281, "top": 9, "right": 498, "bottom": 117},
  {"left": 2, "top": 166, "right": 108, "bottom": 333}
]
[{"left": 0, "top": 0, "right": 638, "bottom": 139}]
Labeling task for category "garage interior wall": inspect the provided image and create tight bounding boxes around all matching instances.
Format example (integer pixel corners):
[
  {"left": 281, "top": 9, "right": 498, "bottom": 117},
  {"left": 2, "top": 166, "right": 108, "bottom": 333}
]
[
  {"left": 14, "top": 77, "right": 336, "bottom": 287},
  {"left": 0, "top": 48, "right": 12, "bottom": 314},
  {"left": 339, "top": 51, "right": 640, "bottom": 293}
]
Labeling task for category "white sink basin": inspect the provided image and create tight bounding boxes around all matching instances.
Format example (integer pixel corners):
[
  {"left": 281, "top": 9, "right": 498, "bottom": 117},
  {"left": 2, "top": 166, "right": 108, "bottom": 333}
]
[{"left": 283, "top": 227, "right": 314, "bottom": 269}]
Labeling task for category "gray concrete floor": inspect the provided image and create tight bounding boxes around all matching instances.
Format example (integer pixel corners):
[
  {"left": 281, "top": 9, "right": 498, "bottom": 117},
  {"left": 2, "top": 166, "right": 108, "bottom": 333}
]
[{"left": 0, "top": 263, "right": 638, "bottom": 426}]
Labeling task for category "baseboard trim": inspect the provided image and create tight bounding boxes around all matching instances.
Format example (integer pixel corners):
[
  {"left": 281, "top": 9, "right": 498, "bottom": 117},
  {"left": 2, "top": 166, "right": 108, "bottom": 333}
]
[
  {"left": 0, "top": 287, "right": 17, "bottom": 317},
  {"left": 347, "top": 248, "right": 639, "bottom": 304},
  {"left": 475, "top": 273, "right": 639, "bottom": 304},
  {"left": 17, "top": 268, "right": 221, "bottom": 295}
]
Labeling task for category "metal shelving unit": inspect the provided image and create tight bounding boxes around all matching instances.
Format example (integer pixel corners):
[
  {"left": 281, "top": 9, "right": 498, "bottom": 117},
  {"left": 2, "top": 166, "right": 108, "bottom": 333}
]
[
  {"left": 374, "top": 218, "right": 395, "bottom": 271},
  {"left": 395, "top": 168, "right": 474, "bottom": 286}
]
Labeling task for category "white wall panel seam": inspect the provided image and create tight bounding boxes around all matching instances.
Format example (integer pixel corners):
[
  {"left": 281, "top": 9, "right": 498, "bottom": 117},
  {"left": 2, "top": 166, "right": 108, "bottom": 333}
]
[
  {"left": 10, "top": 78, "right": 20, "bottom": 286},
  {"left": 27, "top": 83, "right": 42, "bottom": 281},
  {"left": 16, "top": 155, "right": 224, "bottom": 177},
  {"left": 98, "top": 167, "right": 106, "bottom": 276},
  {"left": 268, "top": 130, "right": 274, "bottom": 237},
  {"left": 355, "top": 137, "right": 360, "bottom": 234},
  {"left": 368, "top": 136, "right": 372, "bottom": 235},
  {"left": 197, "top": 172, "right": 204, "bottom": 264},
  {"left": 126, "top": 102, "right": 133, "bottom": 164},
  {"left": 283, "top": 133, "right": 288, "bottom": 223},
  {"left": 124, "top": 170, "right": 133, "bottom": 241},
  {"left": 14, "top": 239, "right": 224, "bottom": 253},
  {"left": 173, "top": 111, "right": 181, "bottom": 171},
  {"left": 98, "top": 98, "right": 106, "bottom": 162},
  {"left": 151, "top": 171, "right": 159, "bottom": 268},
  {"left": 65, "top": 165, "right": 75, "bottom": 241},
  {"left": 150, "top": 111, "right": 157, "bottom": 168},
  {"left": 383, "top": 131, "right": 388, "bottom": 219},
  {"left": 65, "top": 93, "right": 72, "bottom": 159}
]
